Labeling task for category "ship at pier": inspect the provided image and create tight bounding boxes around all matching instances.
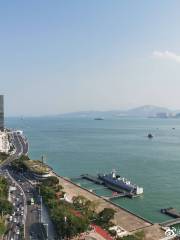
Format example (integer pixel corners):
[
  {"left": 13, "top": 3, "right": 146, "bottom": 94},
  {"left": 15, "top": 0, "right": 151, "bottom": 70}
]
[{"left": 98, "top": 170, "right": 143, "bottom": 197}]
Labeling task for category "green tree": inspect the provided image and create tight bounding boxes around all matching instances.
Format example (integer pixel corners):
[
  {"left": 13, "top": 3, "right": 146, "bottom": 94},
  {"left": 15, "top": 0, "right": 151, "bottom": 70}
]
[
  {"left": 42, "top": 176, "right": 59, "bottom": 187},
  {"left": 73, "top": 195, "right": 88, "bottom": 210},
  {"left": 0, "top": 218, "right": 6, "bottom": 235},
  {"left": 40, "top": 186, "right": 56, "bottom": 202},
  {"left": 0, "top": 200, "right": 13, "bottom": 215},
  {"left": 95, "top": 208, "right": 116, "bottom": 227}
]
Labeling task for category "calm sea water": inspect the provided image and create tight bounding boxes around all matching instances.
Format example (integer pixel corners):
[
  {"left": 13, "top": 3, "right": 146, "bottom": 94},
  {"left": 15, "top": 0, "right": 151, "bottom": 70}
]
[{"left": 6, "top": 117, "right": 180, "bottom": 223}]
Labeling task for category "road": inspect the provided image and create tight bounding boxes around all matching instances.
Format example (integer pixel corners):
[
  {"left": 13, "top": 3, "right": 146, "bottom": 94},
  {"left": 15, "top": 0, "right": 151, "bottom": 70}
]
[
  {"left": 4, "top": 169, "right": 26, "bottom": 240},
  {"left": 1, "top": 131, "right": 28, "bottom": 168},
  {"left": 0, "top": 131, "right": 55, "bottom": 240},
  {"left": 0, "top": 131, "right": 43, "bottom": 240},
  {"left": 7, "top": 168, "right": 47, "bottom": 240}
]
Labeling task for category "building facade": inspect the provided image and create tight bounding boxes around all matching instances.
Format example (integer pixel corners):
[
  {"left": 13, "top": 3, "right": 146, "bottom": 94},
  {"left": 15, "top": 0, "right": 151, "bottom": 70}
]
[
  {"left": 0, "top": 95, "right": 4, "bottom": 131},
  {"left": 0, "top": 131, "right": 10, "bottom": 154}
]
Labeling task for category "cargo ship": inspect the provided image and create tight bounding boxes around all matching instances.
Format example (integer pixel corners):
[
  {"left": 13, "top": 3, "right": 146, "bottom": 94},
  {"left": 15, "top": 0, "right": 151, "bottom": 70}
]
[{"left": 98, "top": 170, "right": 143, "bottom": 196}]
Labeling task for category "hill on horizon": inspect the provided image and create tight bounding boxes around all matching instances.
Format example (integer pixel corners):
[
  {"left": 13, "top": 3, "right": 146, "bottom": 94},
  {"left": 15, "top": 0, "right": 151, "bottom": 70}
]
[{"left": 58, "top": 105, "right": 178, "bottom": 118}]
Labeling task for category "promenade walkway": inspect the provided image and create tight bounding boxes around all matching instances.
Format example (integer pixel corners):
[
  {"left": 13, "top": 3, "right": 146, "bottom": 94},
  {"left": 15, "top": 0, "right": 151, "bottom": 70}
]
[{"left": 51, "top": 171, "right": 165, "bottom": 240}]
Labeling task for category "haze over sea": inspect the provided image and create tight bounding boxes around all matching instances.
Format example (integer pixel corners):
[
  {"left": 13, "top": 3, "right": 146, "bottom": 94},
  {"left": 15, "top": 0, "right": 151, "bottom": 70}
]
[{"left": 6, "top": 117, "right": 180, "bottom": 223}]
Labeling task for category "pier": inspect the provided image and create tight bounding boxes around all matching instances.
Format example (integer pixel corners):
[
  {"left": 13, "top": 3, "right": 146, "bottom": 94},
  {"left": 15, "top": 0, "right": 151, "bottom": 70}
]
[
  {"left": 51, "top": 171, "right": 165, "bottom": 239},
  {"left": 161, "top": 218, "right": 180, "bottom": 227},
  {"left": 90, "top": 186, "right": 108, "bottom": 191},
  {"left": 80, "top": 174, "right": 103, "bottom": 184},
  {"left": 106, "top": 192, "right": 127, "bottom": 200},
  {"left": 161, "top": 208, "right": 180, "bottom": 218},
  {"left": 160, "top": 208, "right": 180, "bottom": 227},
  {"left": 71, "top": 174, "right": 140, "bottom": 199}
]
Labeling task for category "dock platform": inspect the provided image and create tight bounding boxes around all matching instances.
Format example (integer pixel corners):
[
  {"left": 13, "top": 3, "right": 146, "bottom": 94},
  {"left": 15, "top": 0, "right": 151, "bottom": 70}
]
[
  {"left": 80, "top": 174, "right": 103, "bottom": 184},
  {"left": 107, "top": 192, "right": 127, "bottom": 200},
  {"left": 161, "top": 207, "right": 180, "bottom": 218},
  {"left": 161, "top": 218, "right": 180, "bottom": 227}
]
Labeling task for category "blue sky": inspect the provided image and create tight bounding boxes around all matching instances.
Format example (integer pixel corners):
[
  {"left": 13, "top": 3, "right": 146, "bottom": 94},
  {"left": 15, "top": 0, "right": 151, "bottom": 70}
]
[{"left": 1, "top": 1, "right": 180, "bottom": 116}]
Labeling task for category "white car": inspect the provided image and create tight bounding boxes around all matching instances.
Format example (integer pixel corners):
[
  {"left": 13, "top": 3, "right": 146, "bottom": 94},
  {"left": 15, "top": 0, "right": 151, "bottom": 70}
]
[
  {"left": 13, "top": 218, "right": 17, "bottom": 223},
  {"left": 9, "top": 216, "right": 12, "bottom": 221},
  {"left": 16, "top": 230, "right": 20, "bottom": 235}
]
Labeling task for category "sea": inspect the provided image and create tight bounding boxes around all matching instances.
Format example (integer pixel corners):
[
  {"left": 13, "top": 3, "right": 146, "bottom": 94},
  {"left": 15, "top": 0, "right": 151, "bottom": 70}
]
[{"left": 6, "top": 116, "right": 180, "bottom": 223}]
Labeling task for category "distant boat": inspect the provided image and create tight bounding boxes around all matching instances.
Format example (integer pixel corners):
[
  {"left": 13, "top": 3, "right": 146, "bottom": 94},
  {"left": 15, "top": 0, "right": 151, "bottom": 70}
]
[
  {"left": 172, "top": 128, "right": 175, "bottom": 130},
  {"left": 94, "top": 118, "right": 104, "bottom": 120},
  {"left": 147, "top": 133, "right": 153, "bottom": 138}
]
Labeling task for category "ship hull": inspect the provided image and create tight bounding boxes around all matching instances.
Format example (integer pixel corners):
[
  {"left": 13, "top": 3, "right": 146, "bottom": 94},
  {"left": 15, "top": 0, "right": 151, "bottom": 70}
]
[
  {"left": 105, "top": 182, "right": 127, "bottom": 193},
  {"left": 98, "top": 173, "right": 143, "bottom": 196}
]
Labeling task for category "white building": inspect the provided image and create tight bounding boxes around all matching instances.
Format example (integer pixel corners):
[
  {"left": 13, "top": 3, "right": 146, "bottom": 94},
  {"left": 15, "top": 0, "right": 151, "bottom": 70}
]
[
  {"left": 109, "top": 226, "right": 128, "bottom": 238},
  {"left": 0, "top": 131, "right": 10, "bottom": 154}
]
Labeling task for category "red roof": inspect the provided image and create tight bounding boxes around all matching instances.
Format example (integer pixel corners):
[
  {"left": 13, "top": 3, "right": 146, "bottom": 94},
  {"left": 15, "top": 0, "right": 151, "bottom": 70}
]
[{"left": 91, "top": 224, "right": 113, "bottom": 240}]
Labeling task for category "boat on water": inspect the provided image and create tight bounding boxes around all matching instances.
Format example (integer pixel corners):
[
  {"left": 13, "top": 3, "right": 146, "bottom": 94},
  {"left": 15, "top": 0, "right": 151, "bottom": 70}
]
[
  {"left": 98, "top": 170, "right": 143, "bottom": 197},
  {"left": 94, "top": 118, "right": 104, "bottom": 120},
  {"left": 147, "top": 133, "right": 153, "bottom": 138}
]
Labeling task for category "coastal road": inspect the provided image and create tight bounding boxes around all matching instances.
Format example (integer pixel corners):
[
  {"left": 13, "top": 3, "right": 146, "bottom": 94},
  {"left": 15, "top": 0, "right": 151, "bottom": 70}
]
[
  {"left": 8, "top": 169, "right": 48, "bottom": 240},
  {"left": 0, "top": 131, "right": 28, "bottom": 168},
  {"left": 2, "top": 169, "right": 26, "bottom": 240},
  {"left": 17, "top": 133, "right": 28, "bottom": 156},
  {"left": 0, "top": 131, "right": 53, "bottom": 240}
]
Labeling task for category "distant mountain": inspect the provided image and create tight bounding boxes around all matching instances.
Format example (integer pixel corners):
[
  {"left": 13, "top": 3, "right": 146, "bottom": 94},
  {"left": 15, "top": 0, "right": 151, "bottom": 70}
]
[
  {"left": 125, "top": 105, "right": 171, "bottom": 117},
  {"left": 58, "top": 105, "right": 178, "bottom": 118}
]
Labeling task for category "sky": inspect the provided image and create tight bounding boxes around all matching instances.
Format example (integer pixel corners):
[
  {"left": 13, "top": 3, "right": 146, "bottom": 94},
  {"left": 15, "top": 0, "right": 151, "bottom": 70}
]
[{"left": 1, "top": 1, "right": 180, "bottom": 116}]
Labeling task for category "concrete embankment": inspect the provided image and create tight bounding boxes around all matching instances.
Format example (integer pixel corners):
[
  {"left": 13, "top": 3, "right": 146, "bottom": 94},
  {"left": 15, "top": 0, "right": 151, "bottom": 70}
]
[{"left": 50, "top": 171, "right": 165, "bottom": 239}]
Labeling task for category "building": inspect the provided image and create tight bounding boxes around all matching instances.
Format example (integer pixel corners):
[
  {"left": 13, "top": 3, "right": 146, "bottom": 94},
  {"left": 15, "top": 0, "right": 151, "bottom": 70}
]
[
  {"left": 0, "top": 131, "right": 10, "bottom": 154},
  {"left": 0, "top": 95, "right": 4, "bottom": 131}
]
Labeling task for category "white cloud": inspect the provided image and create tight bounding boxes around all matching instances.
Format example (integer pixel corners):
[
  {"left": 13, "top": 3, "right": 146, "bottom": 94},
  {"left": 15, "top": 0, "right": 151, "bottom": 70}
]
[{"left": 152, "top": 50, "right": 180, "bottom": 63}]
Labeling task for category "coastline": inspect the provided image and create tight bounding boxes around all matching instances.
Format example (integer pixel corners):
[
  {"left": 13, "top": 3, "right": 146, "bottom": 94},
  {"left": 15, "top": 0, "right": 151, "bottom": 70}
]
[{"left": 51, "top": 170, "right": 165, "bottom": 239}]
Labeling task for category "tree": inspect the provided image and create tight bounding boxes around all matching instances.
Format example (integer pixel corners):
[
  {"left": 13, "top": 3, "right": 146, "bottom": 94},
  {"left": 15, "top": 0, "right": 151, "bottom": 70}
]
[
  {"left": 51, "top": 207, "right": 89, "bottom": 239},
  {"left": 40, "top": 186, "right": 56, "bottom": 203},
  {"left": 73, "top": 195, "right": 88, "bottom": 210},
  {"left": 42, "top": 176, "right": 59, "bottom": 187},
  {"left": 0, "top": 218, "right": 6, "bottom": 236},
  {"left": 72, "top": 195, "right": 98, "bottom": 219},
  {"left": 0, "top": 200, "right": 13, "bottom": 215},
  {"left": 19, "top": 155, "right": 30, "bottom": 161},
  {"left": 95, "top": 208, "right": 116, "bottom": 227}
]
